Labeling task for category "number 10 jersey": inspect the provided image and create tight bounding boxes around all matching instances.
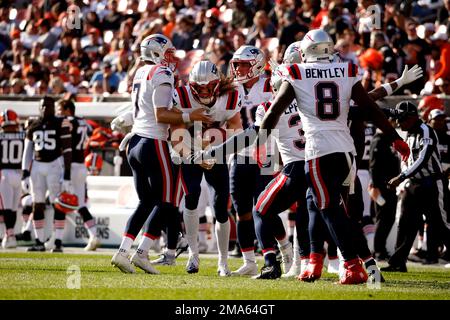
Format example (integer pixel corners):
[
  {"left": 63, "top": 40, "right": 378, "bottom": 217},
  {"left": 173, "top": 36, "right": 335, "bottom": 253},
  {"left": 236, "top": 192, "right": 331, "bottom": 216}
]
[{"left": 282, "top": 62, "right": 361, "bottom": 161}]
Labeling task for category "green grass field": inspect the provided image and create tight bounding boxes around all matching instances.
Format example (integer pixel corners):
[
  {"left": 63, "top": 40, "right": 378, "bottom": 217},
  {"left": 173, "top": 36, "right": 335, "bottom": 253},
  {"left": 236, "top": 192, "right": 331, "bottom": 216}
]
[{"left": 0, "top": 251, "right": 449, "bottom": 300}]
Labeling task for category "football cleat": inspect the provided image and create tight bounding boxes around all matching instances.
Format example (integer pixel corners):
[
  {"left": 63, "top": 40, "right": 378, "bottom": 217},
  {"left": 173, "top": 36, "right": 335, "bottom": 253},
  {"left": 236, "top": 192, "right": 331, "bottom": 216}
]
[
  {"left": 282, "top": 259, "right": 303, "bottom": 278},
  {"left": 339, "top": 258, "right": 368, "bottom": 285},
  {"left": 84, "top": 236, "right": 101, "bottom": 251},
  {"left": 51, "top": 239, "right": 63, "bottom": 253},
  {"left": 2, "top": 235, "right": 17, "bottom": 249},
  {"left": 151, "top": 252, "right": 176, "bottom": 266},
  {"left": 253, "top": 261, "right": 282, "bottom": 280},
  {"left": 28, "top": 240, "right": 46, "bottom": 252},
  {"left": 16, "top": 230, "right": 32, "bottom": 242},
  {"left": 298, "top": 253, "right": 324, "bottom": 282},
  {"left": 217, "top": 263, "right": 231, "bottom": 277},
  {"left": 111, "top": 251, "right": 136, "bottom": 274},
  {"left": 186, "top": 254, "right": 200, "bottom": 274},
  {"left": 280, "top": 242, "right": 294, "bottom": 274},
  {"left": 231, "top": 261, "right": 258, "bottom": 276},
  {"left": 130, "top": 252, "right": 160, "bottom": 274},
  {"left": 54, "top": 192, "right": 79, "bottom": 214}
]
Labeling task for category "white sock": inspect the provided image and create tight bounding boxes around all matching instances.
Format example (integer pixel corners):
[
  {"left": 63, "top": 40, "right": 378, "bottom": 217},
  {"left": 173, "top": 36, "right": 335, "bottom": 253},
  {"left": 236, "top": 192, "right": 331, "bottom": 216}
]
[
  {"left": 184, "top": 208, "right": 199, "bottom": 255},
  {"left": 34, "top": 228, "right": 45, "bottom": 243},
  {"left": 276, "top": 235, "right": 290, "bottom": 249},
  {"left": 119, "top": 235, "right": 134, "bottom": 254},
  {"left": 25, "top": 217, "right": 34, "bottom": 233},
  {"left": 292, "top": 229, "right": 300, "bottom": 264},
  {"left": 55, "top": 229, "right": 64, "bottom": 241},
  {"left": 33, "top": 220, "right": 45, "bottom": 242},
  {"left": 166, "top": 248, "right": 176, "bottom": 256},
  {"left": 215, "top": 220, "right": 230, "bottom": 265},
  {"left": 84, "top": 219, "right": 97, "bottom": 238},
  {"left": 242, "top": 250, "right": 256, "bottom": 264},
  {"left": 199, "top": 230, "right": 207, "bottom": 243},
  {"left": 136, "top": 235, "right": 155, "bottom": 258},
  {"left": 0, "top": 222, "right": 5, "bottom": 238}
]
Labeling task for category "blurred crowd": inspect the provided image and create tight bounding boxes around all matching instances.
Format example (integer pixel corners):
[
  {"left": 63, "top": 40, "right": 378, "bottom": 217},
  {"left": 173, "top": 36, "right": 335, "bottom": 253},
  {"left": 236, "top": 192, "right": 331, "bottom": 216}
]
[{"left": 0, "top": 0, "right": 449, "bottom": 99}]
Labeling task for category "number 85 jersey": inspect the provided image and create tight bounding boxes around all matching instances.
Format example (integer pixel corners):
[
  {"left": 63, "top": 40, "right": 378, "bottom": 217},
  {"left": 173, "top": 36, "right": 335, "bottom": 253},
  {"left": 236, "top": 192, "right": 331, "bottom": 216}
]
[{"left": 281, "top": 62, "right": 361, "bottom": 161}]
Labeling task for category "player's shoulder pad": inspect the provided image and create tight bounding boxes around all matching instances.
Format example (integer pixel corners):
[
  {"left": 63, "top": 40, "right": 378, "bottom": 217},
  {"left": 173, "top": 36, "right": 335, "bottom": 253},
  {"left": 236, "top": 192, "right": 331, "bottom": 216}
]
[
  {"left": 225, "top": 89, "right": 240, "bottom": 110},
  {"left": 174, "top": 85, "right": 192, "bottom": 109},
  {"left": 285, "top": 63, "right": 302, "bottom": 80}
]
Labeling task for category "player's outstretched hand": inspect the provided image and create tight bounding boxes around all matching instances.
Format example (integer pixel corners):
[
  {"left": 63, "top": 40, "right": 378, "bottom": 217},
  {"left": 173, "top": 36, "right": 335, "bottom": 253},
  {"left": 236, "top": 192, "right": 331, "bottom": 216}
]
[
  {"left": 392, "top": 139, "right": 410, "bottom": 162},
  {"left": 397, "top": 64, "right": 423, "bottom": 87},
  {"left": 189, "top": 108, "right": 213, "bottom": 125},
  {"left": 111, "top": 116, "right": 126, "bottom": 132}
]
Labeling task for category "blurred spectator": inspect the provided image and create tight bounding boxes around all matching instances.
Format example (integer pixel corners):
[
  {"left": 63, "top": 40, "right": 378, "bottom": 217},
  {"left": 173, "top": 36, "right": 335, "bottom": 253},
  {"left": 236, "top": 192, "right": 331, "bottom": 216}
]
[
  {"left": 430, "top": 25, "right": 450, "bottom": 87},
  {"left": 230, "top": 0, "right": 253, "bottom": 30},
  {"left": 69, "top": 37, "right": 91, "bottom": 70},
  {"left": 335, "top": 39, "right": 359, "bottom": 65},
  {"left": 0, "top": 79, "right": 10, "bottom": 94},
  {"left": 172, "top": 15, "right": 195, "bottom": 51},
  {"left": 65, "top": 66, "right": 83, "bottom": 94},
  {"left": 162, "top": 6, "right": 177, "bottom": 39},
  {"left": 24, "top": 71, "right": 38, "bottom": 95},
  {"left": 402, "top": 18, "right": 430, "bottom": 93},
  {"left": 123, "top": 0, "right": 141, "bottom": 25},
  {"left": 20, "top": 22, "right": 40, "bottom": 50},
  {"left": 36, "top": 80, "right": 49, "bottom": 95},
  {"left": 36, "top": 18, "right": 58, "bottom": 50},
  {"left": 103, "top": 0, "right": 123, "bottom": 31},
  {"left": 277, "top": 11, "right": 308, "bottom": 62},
  {"left": 435, "top": 77, "right": 450, "bottom": 95},
  {"left": 82, "top": 27, "right": 103, "bottom": 53},
  {"left": 428, "top": 109, "right": 450, "bottom": 178},
  {"left": 11, "top": 78, "right": 25, "bottom": 94},
  {"left": 370, "top": 31, "right": 399, "bottom": 83},
  {"left": 232, "top": 32, "right": 246, "bottom": 51},
  {"left": 199, "top": 10, "right": 222, "bottom": 49},
  {"left": 49, "top": 76, "right": 65, "bottom": 94},
  {"left": 179, "top": 0, "right": 203, "bottom": 18},
  {"left": 57, "top": 31, "right": 74, "bottom": 61},
  {"left": 90, "top": 61, "right": 120, "bottom": 94},
  {"left": 359, "top": 48, "right": 384, "bottom": 91},
  {"left": 247, "top": 10, "right": 276, "bottom": 46}
]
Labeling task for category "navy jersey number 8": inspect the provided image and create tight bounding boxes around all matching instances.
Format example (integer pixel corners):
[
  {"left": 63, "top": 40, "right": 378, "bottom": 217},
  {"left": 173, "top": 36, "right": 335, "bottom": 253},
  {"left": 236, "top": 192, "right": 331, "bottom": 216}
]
[{"left": 315, "top": 82, "right": 340, "bottom": 120}]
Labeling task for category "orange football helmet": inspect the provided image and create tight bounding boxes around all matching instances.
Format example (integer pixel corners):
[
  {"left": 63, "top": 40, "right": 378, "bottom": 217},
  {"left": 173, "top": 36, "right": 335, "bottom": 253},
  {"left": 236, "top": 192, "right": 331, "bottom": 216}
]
[
  {"left": 0, "top": 109, "right": 19, "bottom": 127},
  {"left": 85, "top": 152, "right": 103, "bottom": 175},
  {"left": 54, "top": 192, "right": 79, "bottom": 214}
]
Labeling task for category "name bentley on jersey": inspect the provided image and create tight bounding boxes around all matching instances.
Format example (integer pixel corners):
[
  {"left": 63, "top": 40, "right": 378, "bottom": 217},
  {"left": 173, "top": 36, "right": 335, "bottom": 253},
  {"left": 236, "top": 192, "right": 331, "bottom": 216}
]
[
  {"left": 0, "top": 131, "right": 25, "bottom": 169},
  {"left": 255, "top": 101, "right": 305, "bottom": 165},
  {"left": 282, "top": 62, "right": 361, "bottom": 160},
  {"left": 131, "top": 64, "right": 174, "bottom": 141},
  {"left": 172, "top": 85, "right": 241, "bottom": 143}
]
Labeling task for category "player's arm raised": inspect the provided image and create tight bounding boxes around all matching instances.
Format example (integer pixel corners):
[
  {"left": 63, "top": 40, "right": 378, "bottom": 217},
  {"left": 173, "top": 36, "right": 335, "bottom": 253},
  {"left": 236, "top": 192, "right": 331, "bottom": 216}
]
[{"left": 368, "top": 65, "right": 423, "bottom": 101}]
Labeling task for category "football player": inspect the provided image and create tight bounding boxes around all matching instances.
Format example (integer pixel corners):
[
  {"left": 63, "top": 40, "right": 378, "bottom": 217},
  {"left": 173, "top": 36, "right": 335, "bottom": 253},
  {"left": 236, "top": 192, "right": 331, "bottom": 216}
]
[
  {"left": 228, "top": 45, "right": 277, "bottom": 276},
  {"left": 56, "top": 99, "right": 101, "bottom": 251},
  {"left": 258, "top": 29, "right": 410, "bottom": 284},
  {"left": 110, "top": 34, "right": 211, "bottom": 274},
  {"left": 0, "top": 110, "right": 25, "bottom": 248},
  {"left": 170, "top": 60, "right": 242, "bottom": 276},
  {"left": 22, "top": 96, "right": 73, "bottom": 252}
]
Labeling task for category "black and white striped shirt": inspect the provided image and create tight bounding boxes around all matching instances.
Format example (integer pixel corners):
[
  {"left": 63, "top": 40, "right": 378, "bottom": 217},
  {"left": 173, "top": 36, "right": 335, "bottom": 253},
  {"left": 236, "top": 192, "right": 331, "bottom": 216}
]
[{"left": 402, "top": 121, "right": 443, "bottom": 180}]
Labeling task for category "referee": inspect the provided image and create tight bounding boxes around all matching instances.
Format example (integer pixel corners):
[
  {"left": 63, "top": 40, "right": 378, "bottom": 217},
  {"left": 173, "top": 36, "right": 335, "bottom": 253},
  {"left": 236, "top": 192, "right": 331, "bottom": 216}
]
[{"left": 381, "top": 101, "right": 450, "bottom": 272}]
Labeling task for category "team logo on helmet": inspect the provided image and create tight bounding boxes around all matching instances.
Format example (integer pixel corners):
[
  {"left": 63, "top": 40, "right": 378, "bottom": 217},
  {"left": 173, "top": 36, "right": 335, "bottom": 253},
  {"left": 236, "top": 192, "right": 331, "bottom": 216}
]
[{"left": 152, "top": 36, "right": 168, "bottom": 45}]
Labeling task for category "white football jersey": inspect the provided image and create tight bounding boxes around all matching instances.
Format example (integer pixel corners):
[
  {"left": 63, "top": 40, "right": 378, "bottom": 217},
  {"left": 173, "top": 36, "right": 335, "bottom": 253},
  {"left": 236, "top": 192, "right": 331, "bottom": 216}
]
[
  {"left": 172, "top": 85, "right": 242, "bottom": 143},
  {"left": 235, "top": 76, "right": 273, "bottom": 156},
  {"left": 282, "top": 62, "right": 361, "bottom": 160},
  {"left": 131, "top": 64, "right": 174, "bottom": 141},
  {"left": 255, "top": 100, "right": 305, "bottom": 165}
]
